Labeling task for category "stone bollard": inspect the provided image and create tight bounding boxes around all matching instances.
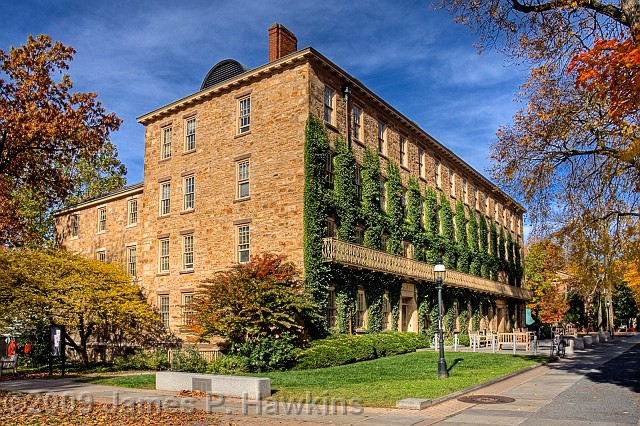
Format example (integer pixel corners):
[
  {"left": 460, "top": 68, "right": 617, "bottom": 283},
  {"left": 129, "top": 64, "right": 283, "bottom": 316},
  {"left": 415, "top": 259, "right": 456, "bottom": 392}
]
[
  {"left": 591, "top": 333, "right": 599, "bottom": 345},
  {"left": 564, "top": 337, "right": 575, "bottom": 356},
  {"left": 574, "top": 337, "right": 585, "bottom": 350},
  {"left": 602, "top": 331, "right": 610, "bottom": 341},
  {"left": 583, "top": 335, "right": 593, "bottom": 347}
]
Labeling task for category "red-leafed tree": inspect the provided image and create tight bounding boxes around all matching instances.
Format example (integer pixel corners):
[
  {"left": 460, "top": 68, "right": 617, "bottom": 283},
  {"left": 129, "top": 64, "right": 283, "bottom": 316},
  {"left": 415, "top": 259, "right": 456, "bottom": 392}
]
[{"left": 0, "top": 34, "right": 124, "bottom": 246}]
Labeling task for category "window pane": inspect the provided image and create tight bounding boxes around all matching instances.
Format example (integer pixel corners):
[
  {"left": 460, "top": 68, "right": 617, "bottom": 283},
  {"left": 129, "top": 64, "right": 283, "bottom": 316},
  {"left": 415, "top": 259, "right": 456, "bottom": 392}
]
[
  {"left": 237, "top": 161, "right": 250, "bottom": 198},
  {"left": 162, "top": 127, "right": 172, "bottom": 159},
  {"left": 238, "top": 97, "right": 250, "bottom": 133},
  {"left": 185, "top": 118, "right": 196, "bottom": 151},
  {"left": 238, "top": 225, "right": 250, "bottom": 263},
  {"left": 183, "top": 235, "right": 194, "bottom": 270},
  {"left": 184, "top": 176, "right": 194, "bottom": 210}
]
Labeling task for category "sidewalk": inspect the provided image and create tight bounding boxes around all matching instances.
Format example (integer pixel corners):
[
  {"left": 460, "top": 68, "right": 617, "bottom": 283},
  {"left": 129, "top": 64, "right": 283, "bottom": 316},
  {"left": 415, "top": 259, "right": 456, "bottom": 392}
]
[{"left": 0, "top": 333, "right": 638, "bottom": 425}]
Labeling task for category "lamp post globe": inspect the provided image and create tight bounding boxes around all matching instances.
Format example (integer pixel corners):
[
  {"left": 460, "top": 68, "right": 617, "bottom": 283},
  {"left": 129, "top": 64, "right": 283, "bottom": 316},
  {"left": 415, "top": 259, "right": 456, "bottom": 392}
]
[{"left": 434, "top": 258, "right": 448, "bottom": 379}]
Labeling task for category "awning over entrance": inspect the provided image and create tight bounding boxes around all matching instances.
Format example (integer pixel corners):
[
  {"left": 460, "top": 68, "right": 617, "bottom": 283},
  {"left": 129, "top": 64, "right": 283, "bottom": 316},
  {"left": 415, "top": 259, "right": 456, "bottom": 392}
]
[{"left": 322, "top": 238, "right": 532, "bottom": 301}]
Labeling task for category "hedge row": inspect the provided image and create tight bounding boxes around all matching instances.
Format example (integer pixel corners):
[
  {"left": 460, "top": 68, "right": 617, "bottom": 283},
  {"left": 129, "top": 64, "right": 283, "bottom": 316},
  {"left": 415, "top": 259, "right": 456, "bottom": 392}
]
[{"left": 294, "top": 331, "right": 430, "bottom": 370}]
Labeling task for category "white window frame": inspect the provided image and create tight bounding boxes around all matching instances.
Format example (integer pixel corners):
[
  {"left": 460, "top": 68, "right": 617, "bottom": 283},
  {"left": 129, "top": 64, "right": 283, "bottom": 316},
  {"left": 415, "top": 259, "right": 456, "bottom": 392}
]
[
  {"left": 237, "top": 160, "right": 250, "bottom": 199},
  {"left": 352, "top": 105, "right": 362, "bottom": 140},
  {"left": 162, "top": 126, "right": 172, "bottom": 159},
  {"left": 127, "top": 245, "right": 137, "bottom": 277},
  {"left": 97, "top": 207, "right": 106, "bottom": 233},
  {"left": 449, "top": 168, "right": 455, "bottom": 197},
  {"left": 237, "top": 225, "right": 250, "bottom": 263},
  {"left": 96, "top": 250, "right": 106, "bottom": 262},
  {"left": 128, "top": 199, "right": 138, "bottom": 226},
  {"left": 159, "top": 238, "right": 170, "bottom": 273},
  {"left": 184, "top": 117, "right": 196, "bottom": 151},
  {"left": 182, "top": 235, "right": 194, "bottom": 271},
  {"left": 71, "top": 214, "right": 79, "bottom": 237},
  {"left": 160, "top": 182, "right": 171, "bottom": 216},
  {"left": 377, "top": 122, "right": 386, "bottom": 156},
  {"left": 463, "top": 178, "right": 468, "bottom": 204},
  {"left": 435, "top": 159, "right": 441, "bottom": 188},
  {"left": 400, "top": 137, "right": 407, "bottom": 168},
  {"left": 183, "top": 175, "right": 194, "bottom": 211},
  {"left": 182, "top": 292, "right": 195, "bottom": 326},
  {"left": 238, "top": 96, "right": 251, "bottom": 134},
  {"left": 418, "top": 148, "right": 425, "bottom": 179},
  {"left": 159, "top": 295, "right": 170, "bottom": 328},
  {"left": 323, "top": 86, "right": 334, "bottom": 124}
]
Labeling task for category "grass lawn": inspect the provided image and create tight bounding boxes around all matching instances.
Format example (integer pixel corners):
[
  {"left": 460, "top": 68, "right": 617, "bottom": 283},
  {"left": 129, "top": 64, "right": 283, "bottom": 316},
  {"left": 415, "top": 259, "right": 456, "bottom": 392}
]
[
  {"left": 84, "top": 351, "right": 546, "bottom": 408},
  {"left": 85, "top": 373, "right": 156, "bottom": 389},
  {"left": 262, "top": 351, "right": 547, "bottom": 407}
]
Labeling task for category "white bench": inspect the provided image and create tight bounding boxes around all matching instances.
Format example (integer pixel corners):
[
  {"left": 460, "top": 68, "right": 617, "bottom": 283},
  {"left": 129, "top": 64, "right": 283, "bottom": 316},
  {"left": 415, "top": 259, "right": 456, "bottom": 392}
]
[
  {"left": 156, "top": 371, "right": 270, "bottom": 400},
  {"left": 0, "top": 355, "right": 18, "bottom": 377}
]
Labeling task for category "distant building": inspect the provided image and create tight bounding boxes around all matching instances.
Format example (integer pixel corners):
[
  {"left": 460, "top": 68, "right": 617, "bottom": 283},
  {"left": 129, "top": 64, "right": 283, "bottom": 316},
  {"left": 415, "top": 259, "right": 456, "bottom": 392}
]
[{"left": 55, "top": 24, "right": 530, "bottom": 337}]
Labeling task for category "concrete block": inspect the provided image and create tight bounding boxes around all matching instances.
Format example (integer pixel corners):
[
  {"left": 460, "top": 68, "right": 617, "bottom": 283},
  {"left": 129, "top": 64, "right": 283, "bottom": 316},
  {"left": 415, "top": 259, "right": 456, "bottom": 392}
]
[
  {"left": 574, "top": 337, "right": 585, "bottom": 350},
  {"left": 592, "top": 334, "right": 600, "bottom": 344},
  {"left": 600, "top": 332, "right": 609, "bottom": 342},
  {"left": 396, "top": 398, "right": 432, "bottom": 410},
  {"left": 564, "top": 337, "right": 574, "bottom": 355},
  {"left": 156, "top": 371, "right": 270, "bottom": 400},
  {"left": 583, "top": 335, "right": 593, "bottom": 347}
]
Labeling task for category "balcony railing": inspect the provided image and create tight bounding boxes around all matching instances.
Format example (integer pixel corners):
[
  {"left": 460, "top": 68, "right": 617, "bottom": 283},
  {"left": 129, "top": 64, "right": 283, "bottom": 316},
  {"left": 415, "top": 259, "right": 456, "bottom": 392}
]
[{"left": 322, "top": 238, "right": 532, "bottom": 301}]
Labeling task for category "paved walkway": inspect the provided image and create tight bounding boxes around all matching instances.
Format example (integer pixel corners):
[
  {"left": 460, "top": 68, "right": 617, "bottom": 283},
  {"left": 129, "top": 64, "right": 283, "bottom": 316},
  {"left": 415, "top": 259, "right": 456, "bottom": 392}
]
[{"left": 0, "top": 333, "right": 638, "bottom": 425}]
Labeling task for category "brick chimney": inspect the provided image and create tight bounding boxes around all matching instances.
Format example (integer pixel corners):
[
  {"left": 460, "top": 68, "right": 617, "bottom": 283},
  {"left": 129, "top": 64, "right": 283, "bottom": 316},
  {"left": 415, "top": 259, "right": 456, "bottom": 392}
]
[{"left": 269, "top": 23, "right": 297, "bottom": 62}]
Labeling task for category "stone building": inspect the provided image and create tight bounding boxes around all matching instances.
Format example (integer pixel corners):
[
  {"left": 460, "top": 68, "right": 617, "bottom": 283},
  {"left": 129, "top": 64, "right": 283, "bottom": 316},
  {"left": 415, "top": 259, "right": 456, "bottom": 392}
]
[{"left": 55, "top": 24, "right": 531, "bottom": 337}]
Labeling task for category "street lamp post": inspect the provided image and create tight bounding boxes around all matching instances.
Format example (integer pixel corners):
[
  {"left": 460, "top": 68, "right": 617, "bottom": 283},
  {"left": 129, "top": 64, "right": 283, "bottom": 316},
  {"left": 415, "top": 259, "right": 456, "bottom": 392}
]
[
  {"left": 434, "top": 258, "right": 448, "bottom": 379},
  {"left": 606, "top": 300, "right": 614, "bottom": 340}
]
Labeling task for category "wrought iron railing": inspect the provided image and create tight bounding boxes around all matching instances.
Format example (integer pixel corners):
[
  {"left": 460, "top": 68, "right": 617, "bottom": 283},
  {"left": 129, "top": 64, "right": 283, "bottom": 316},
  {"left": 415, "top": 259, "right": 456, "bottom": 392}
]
[{"left": 322, "top": 238, "right": 531, "bottom": 301}]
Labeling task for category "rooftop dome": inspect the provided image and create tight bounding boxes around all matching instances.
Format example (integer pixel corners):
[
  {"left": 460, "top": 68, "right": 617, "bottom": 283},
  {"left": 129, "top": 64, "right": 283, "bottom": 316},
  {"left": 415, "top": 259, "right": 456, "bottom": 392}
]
[{"left": 200, "top": 59, "right": 249, "bottom": 90}]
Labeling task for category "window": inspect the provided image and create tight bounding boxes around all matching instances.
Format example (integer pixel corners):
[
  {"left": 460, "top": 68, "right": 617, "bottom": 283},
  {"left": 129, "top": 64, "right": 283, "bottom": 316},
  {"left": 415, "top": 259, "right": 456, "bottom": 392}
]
[
  {"left": 71, "top": 214, "right": 79, "bottom": 237},
  {"left": 327, "top": 288, "right": 337, "bottom": 328},
  {"left": 474, "top": 188, "right": 479, "bottom": 211},
  {"left": 184, "top": 117, "right": 196, "bottom": 151},
  {"left": 382, "top": 292, "right": 391, "bottom": 330},
  {"left": 237, "top": 160, "right": 250, "bottom": 199},
  {"left": 127, "top": 246, "right": 137, "bottom": 277},
  {"left": 510, "top": 213, "right": 515, "bottom": 231},
  {"left": 326, "top": 217, "right": 337, "bottom": 238},
  {"left": 128, "top": 199, "right": 138, "bottom": 225},
  {"left": 377, "top": 122, "right": 386, "bottom": 155},
  {"left": 463, "top": 179, "right": 468, "bottom": 204},
  {"left": 352, "top": 105, "right": 362, "bottom": 140},
  {"left": 238, "top": 96, "right": 251, "bottom": 134},
  {"left": 323, "top": 87, "right": 334, "bottom": 124},
  {"left": 503, "top": 209, "right": 507, "bottom": 226},
  {"left": 494, "top": 204, "right": 499, "bottom": 221},
  {"left": 355, "top": 227, "right": 364, "bottom": 245},
  {"left": 356, "top": 289, "right": 366, "bottom": 329},
  {"left": 237, "top": 225, "right": 250, "bottom": 263},
  {"left": 97, "top": 207, "right": 106, "bottom": 232},
  {"left": 96, "top": 250, "right": 106, "bottom": 262},
  {"left": 435, "top": 159, "right": 441, "bottom": 188},
  {"left": 183, "top": 175, "right": 194, "bottom": 210},
  {"left": 182, "top": 293, "right": 195, "bottom": 326},
  {"left": 400, "top": 137, "right": 407, "bottom": 168},
  {"left": 183, "top": 235, "right": 194, "bottom": 270},
  {"left": 418, "top": 148, "right": 425, "bottom": 179},
  {"left": 160, "top": 182, "right": 171, "bottom": 216},
  {"left": 325, "top": 151, "right": 334, "bottom": 187},
  {"left": 381, "top": 233, "right": 388, "bottom": 252},
  {"left": 162, "top": 126, "right": 172, "bottom": 159},
  {"left": 380, "top": 178, "right": 386, "bottom": 211},
  {"left": 159, "top": 295, "right": 170, "bottom": 328},
  {"left": 355, "top": 164, "right": 362, "bottom": 201},
  {"left": 449, "top": 168, "right": 455, "bottom": 196},
  {"left": 159, "top": 238, "right": 170, "bottom": 272},
  {"left": 486, "top": 196, "right": 491, "bottom": 216}
]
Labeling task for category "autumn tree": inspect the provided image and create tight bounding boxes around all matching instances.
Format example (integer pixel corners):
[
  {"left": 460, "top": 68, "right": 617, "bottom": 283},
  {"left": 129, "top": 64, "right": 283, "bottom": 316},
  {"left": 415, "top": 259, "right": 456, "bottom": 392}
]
[
  {"left": 0, "top": 249, "right": 172, "bottom": 365},
  {"left": 434, "top": 1, "right": 640, "bottom": 238},
  {"left": 190, "top": 254, "right": 319, "bottom": 346},
  {"left": 525, "top": 240, "right": 569, "bottom": 324},
  {"left": 0, "top": 35, "right": 124, "bottom": 246}
]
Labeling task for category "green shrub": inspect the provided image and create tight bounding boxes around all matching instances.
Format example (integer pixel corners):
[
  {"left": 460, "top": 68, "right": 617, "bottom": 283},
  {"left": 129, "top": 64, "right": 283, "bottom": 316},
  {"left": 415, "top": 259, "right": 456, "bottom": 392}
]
[
  {"left": 206, "top": 355, "right": 248, "bottom": 374},
  {"left": 457, "top": 333, "right": 470, "bottom": 347},
  {"left": 114, "top": 349, "right": 169, "bottom": 371},
  {"left": 294, "top": 332, "right": 430, "bottom": 370},
  {"left": 231, "top": 333, "right": 297, "bottom": 372},
  {"left": 171, "top": 348, "right": 208, "bottom": 373}
]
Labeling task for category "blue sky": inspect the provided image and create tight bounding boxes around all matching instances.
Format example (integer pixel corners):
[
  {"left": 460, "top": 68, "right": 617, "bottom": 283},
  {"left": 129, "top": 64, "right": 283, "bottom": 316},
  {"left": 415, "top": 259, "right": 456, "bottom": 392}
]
[{"left": 2, "top": 0, "right": 527, "bottom": 198}]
